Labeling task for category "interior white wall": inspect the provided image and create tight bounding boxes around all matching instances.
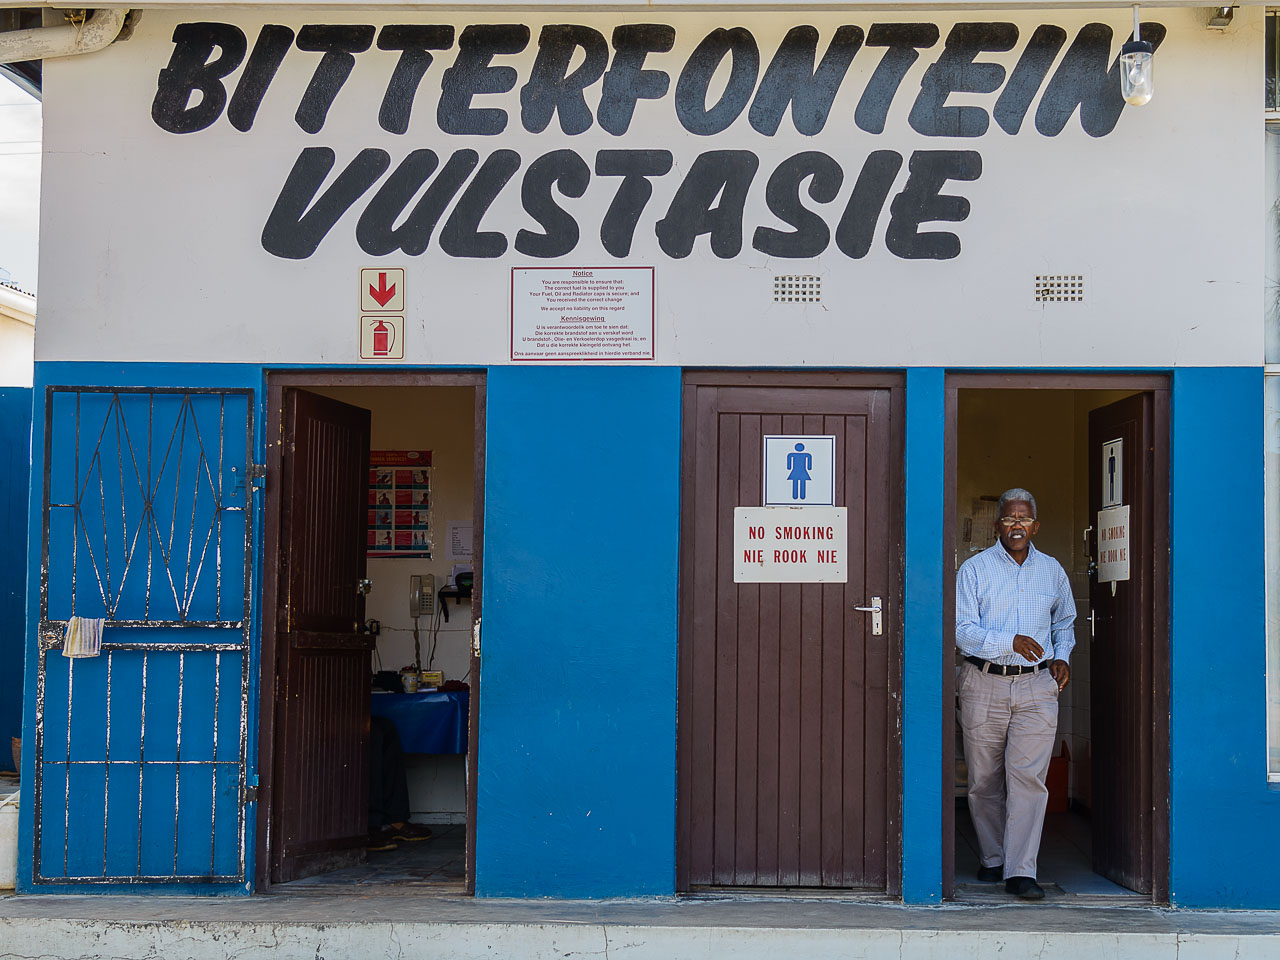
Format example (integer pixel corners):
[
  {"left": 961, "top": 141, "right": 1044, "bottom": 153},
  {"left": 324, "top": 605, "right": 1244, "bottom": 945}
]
[{"left": 313, "top": 384, "right": 476, "bottom": 823}]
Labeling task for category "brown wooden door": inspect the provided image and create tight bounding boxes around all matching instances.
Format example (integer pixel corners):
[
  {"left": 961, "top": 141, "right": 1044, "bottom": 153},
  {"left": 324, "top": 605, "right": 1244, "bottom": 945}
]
[
  {"left": 678, "top": 377, "right": 900, "bottom": 890},
  {"left": 271, "top": 389, "right": 373, "bottom": 883},
  {"left": 1088, "top": 394, "right": 1154, "bottom": 894}
]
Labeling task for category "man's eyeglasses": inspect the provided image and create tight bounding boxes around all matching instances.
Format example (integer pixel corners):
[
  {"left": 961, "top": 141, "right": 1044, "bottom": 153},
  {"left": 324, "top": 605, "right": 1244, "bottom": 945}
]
[{"left": 998, "top": 516, "right": 1036, "bottom": 527}]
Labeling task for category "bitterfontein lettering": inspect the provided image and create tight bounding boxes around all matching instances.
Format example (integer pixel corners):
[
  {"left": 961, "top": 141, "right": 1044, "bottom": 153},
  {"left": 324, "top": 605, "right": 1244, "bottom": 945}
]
[{"left": 149, "top": 20, "right": 1165, "bottom": 261}]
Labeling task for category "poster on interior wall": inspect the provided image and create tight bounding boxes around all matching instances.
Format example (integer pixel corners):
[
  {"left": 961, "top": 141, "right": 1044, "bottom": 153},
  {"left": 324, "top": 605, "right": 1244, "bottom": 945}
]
[{"left": 368, "top": 450, "right": 432, "bottom": 557}]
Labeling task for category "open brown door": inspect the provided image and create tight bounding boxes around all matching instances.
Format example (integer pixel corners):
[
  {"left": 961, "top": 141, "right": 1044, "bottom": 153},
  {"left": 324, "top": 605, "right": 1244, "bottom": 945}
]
[
  {"left": 1087, "top": 393, "right": 1156, "bottom": 895},
  {"left": 678, "top": 375, "right": 901, "bottom": 891},
  {"left": 270, "top": 389, "right": 373, "bottom": 883}
]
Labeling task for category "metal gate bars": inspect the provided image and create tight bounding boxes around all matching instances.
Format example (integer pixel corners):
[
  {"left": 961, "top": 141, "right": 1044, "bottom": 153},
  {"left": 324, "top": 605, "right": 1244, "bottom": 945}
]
[{"left": 34, "top": 387, "right": 254, "bottom": 885}]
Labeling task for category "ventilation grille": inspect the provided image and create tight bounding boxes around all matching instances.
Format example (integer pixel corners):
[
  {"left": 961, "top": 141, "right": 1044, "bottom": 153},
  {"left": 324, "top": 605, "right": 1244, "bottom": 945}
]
[
  {"left": 774, "top": 275, "right": 821, "bottom": 303},
  {"left": 1035, "top": 274, "right": 1085, "bottom": 303}
]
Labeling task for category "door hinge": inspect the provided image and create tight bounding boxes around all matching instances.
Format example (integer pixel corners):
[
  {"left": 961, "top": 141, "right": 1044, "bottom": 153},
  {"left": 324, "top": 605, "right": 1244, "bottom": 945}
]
[
  {"left": 243, "top": 773, "right": 260, "bottom": 804},
  {"left": 472, "top": 617, "right": 482, "bottom": 658},
  {"left": 249, "top": 463, "right": 266, "bottom": 489}
]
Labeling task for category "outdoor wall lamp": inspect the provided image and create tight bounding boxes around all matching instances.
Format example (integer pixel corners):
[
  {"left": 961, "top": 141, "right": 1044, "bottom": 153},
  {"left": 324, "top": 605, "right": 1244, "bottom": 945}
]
[{"left": 1120, "top": 4, "right": 1154, "bottom": 106}]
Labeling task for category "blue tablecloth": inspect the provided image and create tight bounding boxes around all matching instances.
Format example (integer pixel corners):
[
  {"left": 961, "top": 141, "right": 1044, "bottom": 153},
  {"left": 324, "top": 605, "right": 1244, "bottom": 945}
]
[{"left": 370, "top": 690, "right": 469, "bottom": 754}]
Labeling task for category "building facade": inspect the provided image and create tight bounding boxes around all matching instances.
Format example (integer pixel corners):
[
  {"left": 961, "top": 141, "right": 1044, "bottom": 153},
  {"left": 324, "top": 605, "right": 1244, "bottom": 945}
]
[{"left": 12, "top": 1, "right": 1280, "bottom": 909}]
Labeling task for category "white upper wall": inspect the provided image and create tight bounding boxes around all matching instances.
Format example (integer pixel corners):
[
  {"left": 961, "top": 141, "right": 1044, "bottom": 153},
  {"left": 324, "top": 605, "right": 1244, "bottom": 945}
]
[{"left": 35, "top": 6, "right": 1263, "bottom": 366}]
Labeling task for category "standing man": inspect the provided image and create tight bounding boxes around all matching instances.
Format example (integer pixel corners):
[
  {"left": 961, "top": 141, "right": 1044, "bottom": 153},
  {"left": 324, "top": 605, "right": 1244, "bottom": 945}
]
[{"left": 956, "top": 487, "right": 1075, "bottom": 900}]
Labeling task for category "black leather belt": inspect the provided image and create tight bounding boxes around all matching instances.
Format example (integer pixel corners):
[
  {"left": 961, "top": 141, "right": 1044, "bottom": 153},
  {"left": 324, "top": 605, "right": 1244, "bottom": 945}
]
[{"left": 965, "top": 655, "right": 1046, "bottom": 676}]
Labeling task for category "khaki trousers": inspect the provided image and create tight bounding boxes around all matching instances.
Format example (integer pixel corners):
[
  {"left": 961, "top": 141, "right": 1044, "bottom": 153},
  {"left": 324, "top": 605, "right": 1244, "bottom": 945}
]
[{"left": 958, "top": 660, "right": 1060, "bottom": 880}]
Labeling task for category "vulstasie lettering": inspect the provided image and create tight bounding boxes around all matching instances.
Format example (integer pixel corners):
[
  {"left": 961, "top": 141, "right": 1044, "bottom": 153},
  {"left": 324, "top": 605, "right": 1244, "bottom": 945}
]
[{"left": 261, "top": 146, "right": 982, "bottom": 260}]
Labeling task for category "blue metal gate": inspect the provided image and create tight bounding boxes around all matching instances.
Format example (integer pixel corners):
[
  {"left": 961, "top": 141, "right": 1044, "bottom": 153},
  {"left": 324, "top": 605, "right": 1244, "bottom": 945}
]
[{"left": 35, "top": 387, "right": 254, "bottom": 885}]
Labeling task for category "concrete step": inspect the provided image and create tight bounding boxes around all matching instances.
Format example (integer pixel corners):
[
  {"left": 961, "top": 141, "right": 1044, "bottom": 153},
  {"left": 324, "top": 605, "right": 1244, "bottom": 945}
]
[{"left": 2, "top": 893, "right": 1278, "bottom": 960}]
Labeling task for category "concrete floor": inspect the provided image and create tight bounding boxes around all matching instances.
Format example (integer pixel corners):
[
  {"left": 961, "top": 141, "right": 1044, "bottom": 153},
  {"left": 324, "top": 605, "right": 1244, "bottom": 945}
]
[
  {"left": 273, "top": 824, "right": 466, "bottom": 894},
  {"left": 954, "top": 804, "right": 1139, "bottom": 904}
]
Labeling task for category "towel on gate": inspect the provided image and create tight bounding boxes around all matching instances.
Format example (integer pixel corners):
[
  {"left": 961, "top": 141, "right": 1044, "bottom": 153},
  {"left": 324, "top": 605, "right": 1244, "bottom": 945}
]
[{"left": 62, "top": 617, "right": 104, "bottom": 658}]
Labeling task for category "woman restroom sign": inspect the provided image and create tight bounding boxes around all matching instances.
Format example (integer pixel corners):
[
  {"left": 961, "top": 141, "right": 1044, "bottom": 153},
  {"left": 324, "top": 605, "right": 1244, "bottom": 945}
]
[{"left": 763, "top": 436, "right": 836, "bottom": 506}]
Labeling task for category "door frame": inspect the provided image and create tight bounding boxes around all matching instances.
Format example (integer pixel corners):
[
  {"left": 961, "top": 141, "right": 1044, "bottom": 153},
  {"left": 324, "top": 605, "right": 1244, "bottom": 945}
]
[
  {"left": 256, "top": 370, "right": 487, "bottom": 893},
  {"left": 676, "top": 370, "right": 906, "bottom": 896},
  {"left": 941, "top": 371, "right": 1170, "bottom": 903}
]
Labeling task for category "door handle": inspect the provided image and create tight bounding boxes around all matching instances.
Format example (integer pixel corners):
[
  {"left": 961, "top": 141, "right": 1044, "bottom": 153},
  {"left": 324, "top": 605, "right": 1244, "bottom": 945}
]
[
  {"left": 356, "top": 578, "right": 372, "bottom": 595},
  {"left": 854, "top": 597, "right": 883, "bottom": 636},
  {"left": 1089, "top": 608, "right": 1108, "bottom": 638}
]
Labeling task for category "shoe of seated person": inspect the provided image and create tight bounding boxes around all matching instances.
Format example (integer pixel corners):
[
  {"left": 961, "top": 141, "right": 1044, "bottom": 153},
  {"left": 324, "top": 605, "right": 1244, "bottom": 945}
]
[
  {"left": 1005, "top": 876, "right": 1045, "bottom": 900},
  {"left": 366, "top": 830, "right": 398, "bottom": 852},
  {"left": 389, "top": 821, "right": 433, "bottom": 842}
]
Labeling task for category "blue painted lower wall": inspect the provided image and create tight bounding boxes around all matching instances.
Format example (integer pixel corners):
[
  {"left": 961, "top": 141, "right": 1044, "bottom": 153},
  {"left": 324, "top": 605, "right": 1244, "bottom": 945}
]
[
  {"left": 476, "top": 365, "right": 682, "bottom": 897},
  {"left": 901, "top": 370, "right": 946, "bottom": 903},
  {"left": 0, "top": 388, "right": 32, "bottom": 764},
  {"left": 1168, "top": 368, "right": 1280, "bottom": 909},
  {"left": 13, "top": 362, "right": 1280, "bottom": 907}
]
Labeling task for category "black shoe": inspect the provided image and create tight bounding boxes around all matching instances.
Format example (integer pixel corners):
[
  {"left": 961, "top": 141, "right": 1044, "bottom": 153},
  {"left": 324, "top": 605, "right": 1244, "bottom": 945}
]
[
  {"left": 366, "top": 830, "right": 398, "bottom": 853},
  {"left": 1005, "top": 876, "right": 1045, "bottom": 900},
  {"left": 977, "top": 864, "right": 1003, "bottom": 882},
  {"left": 389, "top": 822, "right": 433, "bottom": 843}
]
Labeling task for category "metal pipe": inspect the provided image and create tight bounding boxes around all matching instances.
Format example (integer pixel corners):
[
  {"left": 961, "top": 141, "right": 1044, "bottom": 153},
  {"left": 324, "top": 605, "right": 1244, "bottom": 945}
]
[{"left": 0, "top": 9, "right": 127, "bottom": 65}]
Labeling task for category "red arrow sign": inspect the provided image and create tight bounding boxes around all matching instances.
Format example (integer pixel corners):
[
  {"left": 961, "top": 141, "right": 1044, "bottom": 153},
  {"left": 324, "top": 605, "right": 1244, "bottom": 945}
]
[{"left": 369, "top": 272, "right": 397, "bottom": 307}]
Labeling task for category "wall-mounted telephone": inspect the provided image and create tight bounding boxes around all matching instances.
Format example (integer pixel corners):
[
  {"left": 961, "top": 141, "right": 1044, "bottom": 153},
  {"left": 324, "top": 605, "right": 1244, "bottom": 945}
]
[{"left": 409, "top": 574, "right": 435, "bottom": 618}]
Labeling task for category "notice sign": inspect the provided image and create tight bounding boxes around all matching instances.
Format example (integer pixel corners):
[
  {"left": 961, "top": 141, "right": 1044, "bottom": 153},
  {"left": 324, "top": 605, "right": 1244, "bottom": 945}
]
[
  {"left": 1097, "top": 504, "right": 1130, "bottom": 583},
  {"left": 511, "top": 267, "right": 654, "bottom": 361},
  {"left": 763, "top": 435, "right": 836, "bottom": 506},
  {"left": 733, "top": 506, "right": 847, "bottom": 583}
]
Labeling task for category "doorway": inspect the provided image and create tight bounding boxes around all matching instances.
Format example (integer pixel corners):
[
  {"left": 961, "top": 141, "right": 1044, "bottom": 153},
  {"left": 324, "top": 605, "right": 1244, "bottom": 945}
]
[
  {"left": 255, "top": 372, "right": 485, "bottom": 894},
  {"left": 943, "top": 375, "right": 1169, "bottom": 903},
  {"left": 677, "top": 372, "right": 904, "bottom": 894}
]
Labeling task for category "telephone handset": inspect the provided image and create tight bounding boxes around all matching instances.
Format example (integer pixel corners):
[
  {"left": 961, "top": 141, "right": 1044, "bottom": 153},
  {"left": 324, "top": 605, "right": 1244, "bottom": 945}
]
[{"left": 409, "top": 574, "right": 435, "bottom": 618}]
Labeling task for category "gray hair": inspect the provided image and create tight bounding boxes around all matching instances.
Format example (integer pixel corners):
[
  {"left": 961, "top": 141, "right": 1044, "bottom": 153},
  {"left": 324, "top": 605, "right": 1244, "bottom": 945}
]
[{"left": 998, "top": 487, "right": 1037, "bottom": 517}]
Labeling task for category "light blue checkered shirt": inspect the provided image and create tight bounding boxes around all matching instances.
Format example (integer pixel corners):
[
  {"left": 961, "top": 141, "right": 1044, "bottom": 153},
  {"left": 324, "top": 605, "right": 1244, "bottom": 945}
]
[{"left": 956, "top": 541, "right": 1077, "bottom": 666}]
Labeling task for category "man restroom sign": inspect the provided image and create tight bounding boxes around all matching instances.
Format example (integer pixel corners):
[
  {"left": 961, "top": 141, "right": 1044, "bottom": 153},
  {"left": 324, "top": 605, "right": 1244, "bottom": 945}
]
[
  {"left": 763, "top": 435, "right": 836, "bottom": 506},
  {"left": 1102, "top": 438, "right": 1123, "bottom": 508}
]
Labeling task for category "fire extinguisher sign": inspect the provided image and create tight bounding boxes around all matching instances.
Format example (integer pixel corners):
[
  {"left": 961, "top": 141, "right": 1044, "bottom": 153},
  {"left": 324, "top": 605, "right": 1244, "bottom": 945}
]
[
  {"left": 359, "top": 267, "right": 406, "bottom": 361},
  {"left": 360, "top": 314, "right": 405, "bottom": 360}
]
